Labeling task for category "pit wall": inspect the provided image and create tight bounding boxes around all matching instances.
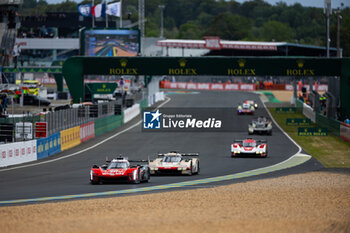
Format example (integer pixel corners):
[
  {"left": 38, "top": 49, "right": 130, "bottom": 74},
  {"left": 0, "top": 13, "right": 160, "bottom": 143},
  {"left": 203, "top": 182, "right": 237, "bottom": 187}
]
[{"left": 0, "top": 95, "right": 167, "bottom": 168}]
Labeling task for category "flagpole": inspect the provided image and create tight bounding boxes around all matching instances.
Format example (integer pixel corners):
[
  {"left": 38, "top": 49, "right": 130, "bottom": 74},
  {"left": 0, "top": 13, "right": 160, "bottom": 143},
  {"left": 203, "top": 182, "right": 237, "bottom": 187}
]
[
  {"left": 92, "top": 0, "right": 95, "bottom": 28},
  {"left": 105, "top": 0, "right": 108, "bottom": 28},
  {"left": 120, "top": 0, "right": 122, "bottom": 28}
]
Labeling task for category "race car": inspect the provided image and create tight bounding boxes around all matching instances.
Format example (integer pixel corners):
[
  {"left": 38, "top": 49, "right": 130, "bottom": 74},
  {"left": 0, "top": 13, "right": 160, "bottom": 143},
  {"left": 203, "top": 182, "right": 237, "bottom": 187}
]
[
  {"left": 231, "top": 138, "right": 268, "bottom": 158},
  {"left": 248, "top": 116, "right": 272, "bottom": 135},
  {"left": 245, "top": 100, "right": 258, "bottom": 109},
  {"left": 148, "top": 151, "right": 200, "bottom": 175},
  {"left": 237, "top": 101, "right": 255, "bottom": 115},
  {"left": 90, "top": 157, "right": 150, "bottom": 184}
]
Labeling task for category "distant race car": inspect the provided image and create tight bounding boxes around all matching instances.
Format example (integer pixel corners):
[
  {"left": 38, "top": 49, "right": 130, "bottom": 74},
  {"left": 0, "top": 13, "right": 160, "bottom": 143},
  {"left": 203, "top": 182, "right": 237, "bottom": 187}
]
[
  {"left": 90, "top": 157, "right": 150, "bottom": 184},
  {"left": 237, "top": 101, "right": 255, "bottom": 115},
  {"left": 231, "top": 138, "right": 268, "bottom": 158},
  {"left": 148, "top": 151, "right": 200, "bottom": 175},
  {"left": 245, "top": 100, "right": 258, "bottom": 109},
  {"left": 248, "top": 116, "right": 272, "bottom": 135}
]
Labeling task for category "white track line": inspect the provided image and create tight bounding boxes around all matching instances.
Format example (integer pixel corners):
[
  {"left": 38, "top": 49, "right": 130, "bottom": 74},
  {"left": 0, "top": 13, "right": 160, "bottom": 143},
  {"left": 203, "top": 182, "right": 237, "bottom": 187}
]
[
  {"left": 0, "top": 97, "right": 171, "bottom": 172},
  {"left": 259, "top": 95, "right": 302, "bottom": 154}
]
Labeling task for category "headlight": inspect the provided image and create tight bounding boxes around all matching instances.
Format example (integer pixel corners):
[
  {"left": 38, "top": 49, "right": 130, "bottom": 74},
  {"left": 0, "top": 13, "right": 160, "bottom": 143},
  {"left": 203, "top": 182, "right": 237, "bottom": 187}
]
[
  {"left": 238, "top": 106, "right": 242, "bottom": 110},
  {"left": 177, "top": 167, "right": 182, "bottom": 170}
]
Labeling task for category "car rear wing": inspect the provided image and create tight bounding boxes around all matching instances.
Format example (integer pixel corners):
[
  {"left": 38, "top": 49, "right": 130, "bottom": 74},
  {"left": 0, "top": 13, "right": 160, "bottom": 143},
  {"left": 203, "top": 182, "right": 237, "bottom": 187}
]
[
  {"left": 129, "top": 160, "right": 149, "bottom": 163},
  {"left": 181, "top": 153, "right": 199, "bottom": 157},
  {"left": 157, "top": 152, "right": 199, "bottom": 157},
  {"left": 233, "top": 139, "right": 267, "bottom": 144}
]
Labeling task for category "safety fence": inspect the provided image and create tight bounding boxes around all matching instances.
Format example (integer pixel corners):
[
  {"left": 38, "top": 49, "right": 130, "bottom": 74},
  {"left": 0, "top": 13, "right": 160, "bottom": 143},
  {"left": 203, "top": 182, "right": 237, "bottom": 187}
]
[
  {"left": 160, "top": 81, "right": 328, "bottom": 92},
  {"left": 161, "top": 81, "right": 256, "bottom": 91},
  {"left": 295, "top": 99, "right": 349, "bottom": 140},
  {"left": 0, "top": 91, "right": 165, "bottom": 167}
]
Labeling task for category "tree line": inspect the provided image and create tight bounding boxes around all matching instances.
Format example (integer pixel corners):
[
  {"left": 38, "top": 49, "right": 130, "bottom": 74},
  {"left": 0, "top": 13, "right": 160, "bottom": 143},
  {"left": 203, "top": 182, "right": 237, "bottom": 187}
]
[{"left": 21, "top": 0, "right": 350, "bottom": 56}]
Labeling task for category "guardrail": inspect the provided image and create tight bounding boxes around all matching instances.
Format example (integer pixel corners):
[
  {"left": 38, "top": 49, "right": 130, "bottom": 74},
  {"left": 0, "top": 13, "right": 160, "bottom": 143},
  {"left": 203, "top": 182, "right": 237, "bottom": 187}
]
[
  {"left": 0, "top": 91, "right": 166, "bottom": 168},
  {"left": 295, "top": 99, "right": 342, "bottom": 138}
]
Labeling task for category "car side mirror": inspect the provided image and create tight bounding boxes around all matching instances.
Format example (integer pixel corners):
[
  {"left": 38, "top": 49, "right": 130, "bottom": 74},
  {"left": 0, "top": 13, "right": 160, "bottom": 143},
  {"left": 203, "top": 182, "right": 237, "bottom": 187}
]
[{"left": 92, "top": 165, "right": 98, "bottom": 169}]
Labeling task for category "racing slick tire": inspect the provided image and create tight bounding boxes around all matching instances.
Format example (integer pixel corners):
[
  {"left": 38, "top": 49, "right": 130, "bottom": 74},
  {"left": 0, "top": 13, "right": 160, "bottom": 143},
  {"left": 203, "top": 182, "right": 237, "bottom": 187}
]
[
  {"left": 132, "top": 169, "right": 141, "bottom": 184},
  {"left": 196, "top": 162, "right": 200, "bottom": 175},
  {"left": 90, "top": 177, "right": 100, "bottom": 185},
  {"left": 188, "top": 162, "right": 193, "bottom": 176},
  {"left": 142, "top": 168, "right": 150, "bottom": 183}
]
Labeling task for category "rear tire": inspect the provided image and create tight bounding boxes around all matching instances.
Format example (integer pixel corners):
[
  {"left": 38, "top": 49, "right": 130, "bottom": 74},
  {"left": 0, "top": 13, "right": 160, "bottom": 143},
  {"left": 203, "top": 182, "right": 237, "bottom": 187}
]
[
  {"left": 196, "top": 162, "right": 200, "bottom": 175},
  {"left": 188, "top": 162, "right": 193, "bottom": 176},
  {"left": 133, "top": 169, "right": 141, "bottom": 184}
]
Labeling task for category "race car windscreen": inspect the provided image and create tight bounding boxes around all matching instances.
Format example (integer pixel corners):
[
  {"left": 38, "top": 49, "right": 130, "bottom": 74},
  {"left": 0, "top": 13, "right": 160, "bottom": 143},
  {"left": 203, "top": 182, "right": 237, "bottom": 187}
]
[
  {"left": 243, "top": 142, "right": 256, "bottom": 147},
  {"left": 107, "top": 162, "right": 129, "bottom": 169},
  {"left": 162, "top": 156, "right": 182, "bottom": 162}
]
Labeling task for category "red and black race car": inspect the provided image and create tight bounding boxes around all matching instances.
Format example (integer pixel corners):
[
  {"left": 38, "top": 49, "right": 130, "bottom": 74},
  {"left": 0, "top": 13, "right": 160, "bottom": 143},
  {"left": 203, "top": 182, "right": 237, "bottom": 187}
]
[
  {"left": 90, "top": 157, "right": 150, "bottom": 184},
  {"left": 231, "top": 138, "right": 268, "bottom": 158}
]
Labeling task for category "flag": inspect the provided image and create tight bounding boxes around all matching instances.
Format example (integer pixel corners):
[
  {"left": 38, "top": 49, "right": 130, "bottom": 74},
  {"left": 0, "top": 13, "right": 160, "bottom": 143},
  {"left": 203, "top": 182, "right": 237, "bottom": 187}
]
[
  {"left": 78, "top": 4, "right": 92, "bottom": 17},
  {"left": 106, "top": 2, "right": 121, "bottom": 17},
  {"left": 92, "top": 3, "right": 106, "bottom": 18}
]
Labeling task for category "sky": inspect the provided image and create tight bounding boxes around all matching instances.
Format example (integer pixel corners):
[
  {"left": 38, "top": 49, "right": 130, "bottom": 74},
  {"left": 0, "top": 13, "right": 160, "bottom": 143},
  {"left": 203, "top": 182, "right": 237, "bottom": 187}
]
[{"left": 47, "top": 0, "right": 350, "bottom": 8}]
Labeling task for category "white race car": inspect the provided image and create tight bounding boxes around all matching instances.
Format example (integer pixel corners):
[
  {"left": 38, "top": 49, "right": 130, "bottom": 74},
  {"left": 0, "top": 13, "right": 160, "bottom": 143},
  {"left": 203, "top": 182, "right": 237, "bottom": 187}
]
[
  {"left": 148, "top": 151, "right": 200, "bottom": 175},
  {"left": 231, "top": 138, "right": 268, "bottom": 158},
  {"left": 237, "top": 101, "right": 255, "bottom": 115},
  {"left": 245, "top": 100, "right": 258, "bottom": 109}
]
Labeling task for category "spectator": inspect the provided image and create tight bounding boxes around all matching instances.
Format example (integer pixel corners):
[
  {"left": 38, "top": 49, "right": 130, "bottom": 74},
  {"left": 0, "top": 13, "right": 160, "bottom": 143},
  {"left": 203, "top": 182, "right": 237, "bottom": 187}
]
[{"left": 345, "top": 116, "right": 350, "bottom": 125}]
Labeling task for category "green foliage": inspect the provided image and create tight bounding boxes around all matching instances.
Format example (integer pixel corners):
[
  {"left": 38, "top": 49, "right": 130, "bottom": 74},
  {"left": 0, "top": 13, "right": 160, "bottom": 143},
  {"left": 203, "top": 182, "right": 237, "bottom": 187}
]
[
  {"left": 259, "top": 20, "right": 295, "bottom": 42},
  {"left": 19, "top": 0, "right": 350, "bottom": 56},
  {"left": 205, "top": 13, "right": 253, "bottom": 40}
]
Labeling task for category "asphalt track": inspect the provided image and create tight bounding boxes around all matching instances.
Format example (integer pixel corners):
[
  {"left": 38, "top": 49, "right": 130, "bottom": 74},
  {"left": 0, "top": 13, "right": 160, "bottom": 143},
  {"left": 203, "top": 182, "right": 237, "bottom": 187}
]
[{"left": 0, "top": 91, "right": 322, "bottom": 204}]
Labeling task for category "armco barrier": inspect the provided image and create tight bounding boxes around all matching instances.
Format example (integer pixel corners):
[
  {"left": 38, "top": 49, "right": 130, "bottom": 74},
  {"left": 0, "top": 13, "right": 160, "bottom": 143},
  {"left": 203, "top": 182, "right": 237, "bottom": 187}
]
[
  {"left": 296, "top": 99, "right": 340, "bottom": 136},
  {"left": 94, "top": 115, "right": 123, "bottom": 137},
  {"left": 316, "top": 113, "right": 340, "bottom": 136},
  {"left": 123, "top": 104, "right": 140, "bottom": 124},
  {"left": 340, "top": 122, "right": 350, "bottom": 142},
  {"left": 80, "top": 121, "right": 95, "bottom": 142},
  {"left": 302, "top": 103, "right": 316, "bottom": 123},
  {"left": 37, "top": 133, "right": 61, "bottom": 160},
  {"left": 60, "top": 126, "right": 81, "bottom": 151},
  {"left": 0, "top": 140, "right": 37, "bottom": 167}
]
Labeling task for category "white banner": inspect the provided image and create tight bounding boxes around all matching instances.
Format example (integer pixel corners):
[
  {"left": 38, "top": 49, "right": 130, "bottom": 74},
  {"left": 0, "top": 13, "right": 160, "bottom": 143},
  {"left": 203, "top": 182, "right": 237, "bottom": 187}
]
[
  {"left": 123, "top": 103, "right": 140, "bottom": 124},
  {"left": 0, "top": 140, "right": 37, "bottom": 167}
]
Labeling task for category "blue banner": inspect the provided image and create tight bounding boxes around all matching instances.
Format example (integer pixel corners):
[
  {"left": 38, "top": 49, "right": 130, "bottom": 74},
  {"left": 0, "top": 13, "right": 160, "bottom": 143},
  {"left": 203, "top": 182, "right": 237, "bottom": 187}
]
[{"left": 37, "top": 133, "right": 61, "bottom": 160}]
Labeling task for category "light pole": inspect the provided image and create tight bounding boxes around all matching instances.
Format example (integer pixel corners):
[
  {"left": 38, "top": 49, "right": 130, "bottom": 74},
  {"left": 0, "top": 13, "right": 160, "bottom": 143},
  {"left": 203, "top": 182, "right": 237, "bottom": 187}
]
[
  {"left": 324, "top": 0, "right": 331, "bottom": 58},
  {"left": 336, "top": 3, "right": 344, "bottom": 57},
  {"left": 158, "top": 5, "right": 165, "bottom": 38}
]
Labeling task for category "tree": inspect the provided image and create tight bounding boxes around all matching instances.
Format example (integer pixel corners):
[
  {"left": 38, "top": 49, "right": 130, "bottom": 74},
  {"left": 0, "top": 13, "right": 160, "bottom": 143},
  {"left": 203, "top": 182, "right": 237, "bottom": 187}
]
[
  {"left": 259, "top": 20, "right": 295, "bottom": 42},
  {"left": 205, "top": 13, "right": 253, "bottom": 40},
  {"left": 178, "top": 21, "right": 202, "bottom": 39}
]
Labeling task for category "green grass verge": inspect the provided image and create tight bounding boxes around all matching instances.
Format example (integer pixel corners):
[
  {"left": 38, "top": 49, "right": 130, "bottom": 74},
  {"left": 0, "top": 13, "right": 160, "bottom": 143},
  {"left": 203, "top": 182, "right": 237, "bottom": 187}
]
[{"left": 269, "top": 108, "right": 350, "bottom": 168}]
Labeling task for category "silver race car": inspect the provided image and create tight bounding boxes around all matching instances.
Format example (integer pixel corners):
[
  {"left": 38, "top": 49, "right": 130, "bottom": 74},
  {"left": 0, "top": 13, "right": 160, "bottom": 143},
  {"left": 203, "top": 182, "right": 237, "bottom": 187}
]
[{"left": 248, "top": 116, "right": 272, "bottom": 135}]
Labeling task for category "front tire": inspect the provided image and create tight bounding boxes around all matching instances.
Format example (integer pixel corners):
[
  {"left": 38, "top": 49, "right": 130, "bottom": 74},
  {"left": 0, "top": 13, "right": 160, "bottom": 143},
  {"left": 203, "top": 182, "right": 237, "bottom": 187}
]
[{"left": 90, "top": 177, "right": 100, "bottom": 185}]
